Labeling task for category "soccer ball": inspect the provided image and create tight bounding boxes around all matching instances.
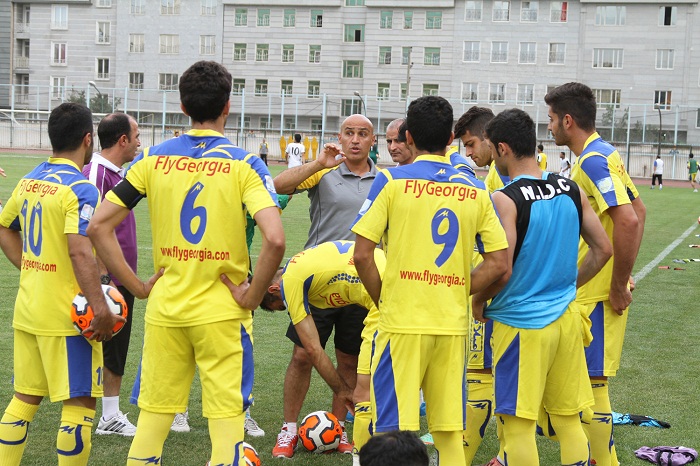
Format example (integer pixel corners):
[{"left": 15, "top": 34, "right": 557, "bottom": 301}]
[
  {"left": 71, "top": 284, "right": 128, "bottom": 338},
  {"left": 298, "top": 410, "right": 343, "bottom": 453},
  {"left": 241, "top": 442, "right": 261, "bottom": 466}
]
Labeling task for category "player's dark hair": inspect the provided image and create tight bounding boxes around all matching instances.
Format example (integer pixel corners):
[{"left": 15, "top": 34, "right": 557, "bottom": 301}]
[
  {"left": 485, "top": 109, "right": 537, "bottom": 159},
  {"left": 98, "top": 113, "right": 133, "bottom": 150},
  {"left": 179, "top": 61, "right": 232, "bottom": 124},
  {"left": 454, "top": 106, "right": 494, "bottom": 140},
  {"left": 48, "top": 102, "right": 93, "bottom": 153},
  {"left": 544, "top": 82, "right": 597, "bottom": 132},
  {"left": 294, "top": 133, "right": 302, "bottom": 143},
  {"left": 537, "top": 144, "right": 544, "bottom": 152},
  {"left": 397, "top": 120, "right": 408, "bottom": 143},
  {"left": 406, "top": 96, "right": 453, "bottom": 153},
  {"left": 259, "top": 268, "right": 285, "bottom": 312},
  {"left": 359, "top": 430, "right": 429, "bottom": 466}
]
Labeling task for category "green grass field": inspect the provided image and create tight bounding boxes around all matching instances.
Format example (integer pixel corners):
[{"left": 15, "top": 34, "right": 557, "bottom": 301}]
[{"left": 0, "top": 152, "right": 699, "bottom": 465}]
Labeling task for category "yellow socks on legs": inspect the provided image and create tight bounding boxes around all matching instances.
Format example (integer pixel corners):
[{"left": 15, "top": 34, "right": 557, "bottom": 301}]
[
  {"left": 464, "top": 372, "right": 493, "bottom": 465},
  {"left": 499, "top": 414, "right": 538, "bottom": 466},
  {"left": 126, "top": 411, "right": 173, "bottom": 466},
  {"left": 56, "top": 404, "right": 95, "bottom": 466},
  {"left": 550, "top": 413, "right": 590, "bottom": 465},
  {"left": 0, "top": 396, "right": 39, "bottom": 466},
  {"left": 353, "top": 401, "right": 372, "bottom": 452},
  {"left": 432, "top": 430, "right": 466, "bottom": 466},
  {"left": 583, "top": 381, "right": 617, "bottom": 466},
  {"left": 209, "top": 414, "right": 244, "bottom": 466}
]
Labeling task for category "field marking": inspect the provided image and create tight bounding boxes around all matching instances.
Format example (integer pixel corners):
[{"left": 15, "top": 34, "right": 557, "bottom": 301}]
[{"left": 634, "top": 222, "right": 698, "bottom": 283}]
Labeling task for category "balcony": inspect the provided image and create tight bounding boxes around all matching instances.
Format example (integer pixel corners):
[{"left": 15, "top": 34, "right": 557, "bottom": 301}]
[
  {"left": 14, "top": 56, "right": 30, "bottom": 69},
  {"left": 15, "top": 22, "right": 30, "bottom": 35}
]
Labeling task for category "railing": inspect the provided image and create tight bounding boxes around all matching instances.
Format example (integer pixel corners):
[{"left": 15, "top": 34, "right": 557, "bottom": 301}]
[
  {"left": 14, "top": 57, "right": 30, "bottom": 69},
  {"left": 15, "top": 22, "right": 29, "bottom": 33}
]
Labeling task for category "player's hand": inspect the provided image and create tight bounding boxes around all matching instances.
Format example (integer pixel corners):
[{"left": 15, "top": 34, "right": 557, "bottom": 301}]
[
  {"left": 85, "top": 304, "right": 125, "bottom": 342},
  {"left": 133, "top": 268, "right": 164, "bottom": 299},
  {"left": 472, "top": 298, "right": 488, "bottom": 323},
  {"left": 220, "top": 274, "right": 258, "bottom": 310},
  {"left": 628, "top": 275, "right": 636, "bottom": 292},
  {"left": 317, "top": 143, "right": 346, "bottom": 168},
  {"left": 609, "top": 286, "right": 632, "bottom": 315},
  {"left": 0, "top": 167, "right": 6, "bottom": 177},
  {"left": 338, "top": 390, "right": 355, "bottom": 416}
]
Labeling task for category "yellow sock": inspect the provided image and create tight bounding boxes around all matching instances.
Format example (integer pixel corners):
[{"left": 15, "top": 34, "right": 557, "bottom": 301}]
[
  {"left": 432, "top": 430, "right": 466, "bottom": 466},
  {"left": 463, "top": 372, "right": 493, "bottom": 465},
  {"left": 56, "top": 404, "right": 95, "bottom": 466},
  {"left": 500, "top": 414, "right": 538, "bottom": 466},
  {"left": 353, "top": 401, "right": 372, "bottom": 452},
  {"left": 209, "top": 414, "right": 244, "bottom": 466},
  {"left": 0, "top": 396, "right": 39, "bottom": 466},
  {"left": 126, "top": 411, "right": 173, "bottom": 466},
  {"left": 582, "top": 382, "right": 616, "bottom": 466},
  {"left": 550, "top": 413, "right": 590, "bottom": 465}
]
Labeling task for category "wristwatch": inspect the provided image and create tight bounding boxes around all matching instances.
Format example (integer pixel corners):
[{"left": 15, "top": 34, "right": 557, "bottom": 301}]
[{"left": 100, "top": 274, "right": 112, "bottom": 285}]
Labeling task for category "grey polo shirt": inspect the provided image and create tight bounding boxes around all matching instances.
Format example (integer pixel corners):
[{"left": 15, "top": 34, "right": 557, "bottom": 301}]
[{"left": 295, "top": 159, "right": 378, "bottom": 249}]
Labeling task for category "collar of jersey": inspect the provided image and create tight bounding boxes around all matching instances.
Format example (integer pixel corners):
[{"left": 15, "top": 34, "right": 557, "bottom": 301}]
[
  {"left": 90, "top": 152, "right": 121, "bottom": 173},
  {"left": 48, "top": 157, "right": 80, "bottom": 170},
  {"left": 582, "top": 131, "right": 602, "bottom": 151},
  {"left": 186, "top": 129, "right": 224, "bottom": 137},
  {"left": 414, "top": 154, "right": 452, "bottom": 164}
]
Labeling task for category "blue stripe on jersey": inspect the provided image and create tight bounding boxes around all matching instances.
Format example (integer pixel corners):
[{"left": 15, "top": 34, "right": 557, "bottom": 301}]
[
  {"left": 494, "top": 333, "right": 520, "bottom": 416},
  {"left": 240, "top": 323, "right": 254, "bottom": 412},
  {"left": 129, "top": 358, "right": 142, "bottom": 405},
  {"left": 66, "top": 335, "right": 94, "bottom": 398},
  {"left": 584, "top": 302, "right": 606, "bottom": 377},
  {"left": 71, "top": 181, "right": 100, "bottom": 235},
  {"left": 449, "top": 152, "right": 477, "bottom": 178},
  {"left": 373, "top": 341, "right": 400, "bottom": 432},
  {"left": 579, "top": 155, "right": 619, "bottom": 208},
  {"left": 302, "top": 275, "right": 314, "bottom": 315},
  {"left": 352, "top": 171, "right": 390, "bottom": 227},
  {"left": 462, "top": 368, "right": 467, "bottom": 430},
  {"left": 484, "top": 320, "right": 493, "bottom": 369}
]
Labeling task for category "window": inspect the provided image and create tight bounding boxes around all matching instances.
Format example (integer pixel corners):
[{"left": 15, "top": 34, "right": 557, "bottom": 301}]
[
  {"left": 654, "top": 90, "right": 672, "bottom": 110},
  {"left": 235, "top": 9, "right": 247, "bottom": 26},
  {"left": 380, "top": 11, "right": 393, "bottom": 29},
  {"left": 51, "top": 76, "right": 66, "bottom": 100},
  {"left": 422, "top": 84, "right": 439, "bottom": 96},
  {"left": 461, "top": 83, "right": 478, "bottom": 103},
  {"left": 343, "top": 60, "right": 363, "bottom": 78},
  {"left": 282, "top": 44, "right": 295, "bottom": 63},
  {"left": 52, "top": 42, "right": 67, "bottom": 65},
  {"left": 281, "top": 80, "right": 293, "bottom": 96},
  {"left": 200, "top": 36, "right": 216, "bottom": 55},
  {"left": 342, "top": 99, "right": 362, "bottom": 116},
  {"left": 308, "top": 80, "right": 320, "bottom": 98},
  {"left": 159, "top": 35, "right": 180, "bottom": 54},
  {"left": 346, "top": 0, "right": 364, "bottom": 5},
  {"left": 593, "top": 89, "right": 621, "bottom": 108},
  {"left": 129, "top": 72, "right": 144, "bottom": 90},
  {"left": 592, "top": 48, "right": 623, "bottom": 68},
  {"left": 595, "top": 6, "right": 625, "bottom": 26},
  {"left": 465, "top": 1, "right": 482, "bottom": 21},
  {"left": 51, "top": 5, "right": 68, "bottom": 29},
  {"left": 426, "top": 11, "right": 442, "bottom": 29},
  {"left": 159, "top": 73, "right": 178, "bottom": 91},
  {"left": 234, "top": 44, "right": 247, "bottom": 61},
  {"left": 696, "top": 109, "right": 700, "bottom": 129},
  {"left": 400, "top": 83, "right": 408, "bottom": 100},
  {"left": 521, "top": 1, "right": 538, "bottom": 22},
  {"left": 201, "top": 0, "right": 216, "bottom": 16},
  {"left": 284, "top": 9, "right": 295, "bottom": 27},
  {"left": 96, "top": 21, "right": 111, "bottom": 44},
  {"left": 311, "top": 119, "right": 323, "bottom": 131},
  {"left": 489, "top": 83, "right": 506, "bottom": 104},
  {"left": 659, "top": 6, "right": 676, "bottom": 26},
  {"left": 309, "top": 45, "right": 321, "bottom": 63},
  {"left": 96, "top": 58, "right": 110, "bottom": 80},
  {"left": 550, "top": 1, "right": 568, "bottom": 22},
  {"left": 257, "top": 9, "right": 270, "bottom": 27},
  {"left": 463, "top": 41, "right": 480, "bottom": 62},
  {"left": 311, "top": 10, "right": 323, "bottom": 27},
  {"left": 344, "top": 25, "right": 365, "bottom": 42},
  {"left": 402, "top": 47, "right": 412, "bottom": 65},
  {"left": 237, "top": 116, "right": 250, "bottom": 129},
  {"left": 656, "top": 49, "right": 675, "bottom": 70},
  {"left": 255, "top": 80, "right": 268, "bottom": 96},
  {"left": 519, "top": 42, "right": 536, "bottom": 64},
  {"left": 379, "top": 46, "right": 392, "bottom": 65},
  {"left": 517, "top": 84, "right": 534, "bottom": 105},
  {"left": 424, "top": 47, "right": 441, "bottom": 66},
  {"left": 232, "top": 78, "right": 245, "bottom": 95},
  {"left": 256, "top": 44, "right": 269, "bottom": 62},
  {"left": 491, "top": 42, "right": 509, "bottom": 63},
  {"left": 493, "top": 1, "right": 510, "bottom": 21},
  {"left": 548, "top": 43, "right": 566, "bottom": 64},
  {"left": 129, "top": 34, "right": 144, "bottom": 53},
  {"left": 260, "top": 117, "right": 271, "bottom": 129},
  {"left": 284, "top": 117, "right": 296, "bottom": 130},
  {"left": 131, "top": 0, "right": 145, "bottom": 15},
  {"left": 161, "top": 0, "right": 180, "bottom": 15},
  {"left": 377, "top": 83, "right": 390, "bottom": 100},
  {"left": 97, "top": 0, "right": 111, "bottom": 8},
  {"left": 404, "top": 11, "right": 413, "bottom": 29}
]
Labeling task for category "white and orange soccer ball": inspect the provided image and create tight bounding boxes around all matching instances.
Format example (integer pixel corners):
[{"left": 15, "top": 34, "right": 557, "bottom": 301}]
[
  {"left": 298, "top": 410, "right": 343, "bottom": 453},
  {"left": 71, "top": 284, "right": 128, "bottom": 338},
  {"left": 241, "top": 442, "right": 261, "bottom": 466}
]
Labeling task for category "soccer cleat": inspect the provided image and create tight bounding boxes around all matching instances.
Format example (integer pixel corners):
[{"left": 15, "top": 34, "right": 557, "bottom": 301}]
[
  {"left": 336, "top": 429, "right": 354, "bottom": 454},
  {"left": 484, "top": 457, "right": 504, "bottom": 466},
  {"left": 272, "top": 429, "right": 298, "bottom": 458},
  {"left": 171, "top": 410, "right": 190, "bottom": 433},
  {"left": 95, "top": 411, "right": 137, "bottom": 436},
  {"left": 695, "top": 189, "right": 698, "bottom": 192},
  {"left": 244, "top": 416, "right": 265, "bottom": 437},
  {"left": 345, "top": 411, "right": 355, "bottom": 423}
]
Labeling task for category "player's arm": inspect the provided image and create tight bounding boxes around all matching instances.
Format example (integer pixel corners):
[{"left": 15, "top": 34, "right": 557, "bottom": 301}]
[
  {"left": 577, "top": 191, "right": 613, "bottom": 288},
  {"left": 353, "top": 234, "right": 382, "bottom": 307},
  {"left": 0, "top": 225, "right": 22, "bottom": 269},
  {"left": 273, "top": 143, "right": 345, "bottom": 194},
  {"left": 606, "top": 201, "right": 642, "bottom": 314}
]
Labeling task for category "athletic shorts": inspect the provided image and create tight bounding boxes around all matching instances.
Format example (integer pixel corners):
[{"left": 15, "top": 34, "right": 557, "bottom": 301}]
[
  {"left": 691, "top": 173, "right": 697, "bottom": 182},
  {"left": 131, "top": 318, "right": 254, "bottom": 419},
  {"left": 357, "top": 306, "right": 379, "bottom": 375},
  {"left": 583, "top": 300, "right": 629, "bottom": 377},
  {"left": 467, "top": 317, "right": 493, "bottom": 370},
  {"left": 492, "top": 305, "right": 594, "bottom": 420},
  {"left": 286, "top": 303, "right": 368, "bottom": 356},
  {"left": 13, "top": 329, "right": 103, "bottom": 402},
  {"left": 370, "top": 331, "right": 467, "bottom": 433},
  {"left": 102, "top": 285, "right": 135, "bottom": 377}
]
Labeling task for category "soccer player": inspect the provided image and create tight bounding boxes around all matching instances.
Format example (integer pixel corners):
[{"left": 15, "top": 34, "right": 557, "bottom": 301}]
[
  {"left": 0, "top": 102, "right": 129, "bottom": 466},
  {"left": 83, "top": 112, "right": 141, "bottom": 436},
  {"left": 473, "top": 108, "right": 612, "bottom": 465},
  {"left": 285, "top": 133, "right": 305, "bottom": 168},
  {"left": 560, "top": 151, "right": 572, "bottom": 179},
  {"left": 536, "top": 143, "right": 547, "bottom": 170},
  {"left": 651, "top": 155, "right": 663, "bottom": 189},
  {"left": 352, "top": 96, "right": 509, "bottom": 466},
  {"left": 272, "top": 114, "right": 378, "bottom": 458},
  {"left": 688, "top": 152, "right": 698, "bottom": 191},
  {"left": 545, "top": 82, "right": 647, "bottom": 466},
  {"left": 87, "top": 61, "right": 285, "bottom": 466}
]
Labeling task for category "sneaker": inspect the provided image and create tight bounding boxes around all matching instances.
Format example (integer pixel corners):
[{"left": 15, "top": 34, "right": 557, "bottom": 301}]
[
  {"left": 660, "top": 185, "right": 663, "bottom": 190},
  {"left": 171, "top": 410, "right": 190, "bottom": 433},
  {"left": 95, "top": 411, "right": 137, "bottom": 436},
  {"left": 420, "top": 401, "right": 427, "bottom": 416},
  {"left": 420, "top": 433, "right": 434, "bottom": 445},
  {"left": 694, "top": 189, "right": 698, "bottom": 192},
  {"left": 272, "top": 429, "right": 298, "bottom": 458},
  {"left": 484, "top": 457, "right": 504, "bottom": 466},
  {"left": 337, "top": 429, "right": 354, "bottom": 454},
  {"left": 650, "top": 186, "right": 655, "bottom": 189},
  {"left": 244, "top": 416, "right": 265, "bottom": 437},
  {"left": 345, "top": 411, "right": 354, "bottom": 423}
]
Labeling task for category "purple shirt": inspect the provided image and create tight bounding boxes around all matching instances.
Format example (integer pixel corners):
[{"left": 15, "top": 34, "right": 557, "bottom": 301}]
[{"left": 83, "top": 153, "right": 137, "bottom": 286}]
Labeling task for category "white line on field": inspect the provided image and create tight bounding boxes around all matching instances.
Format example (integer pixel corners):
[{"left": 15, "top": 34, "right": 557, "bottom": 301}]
[{"left": 634, "top": 222, "right": 698, "bottom": 283}]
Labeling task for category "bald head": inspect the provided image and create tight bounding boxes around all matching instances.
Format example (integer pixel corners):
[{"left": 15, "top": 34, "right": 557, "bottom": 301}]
[
  {"left": 341, "top": 114, "right": 373, "bottom": 133},
  {"left": 338, "top": 114, "right": 375, "bottom": 164}
]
